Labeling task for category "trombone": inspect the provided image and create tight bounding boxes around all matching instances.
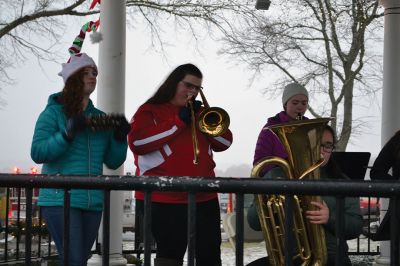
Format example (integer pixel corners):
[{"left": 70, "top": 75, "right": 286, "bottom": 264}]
[{"left": 187, "top": 89, "right": 230, "bottom": 164}]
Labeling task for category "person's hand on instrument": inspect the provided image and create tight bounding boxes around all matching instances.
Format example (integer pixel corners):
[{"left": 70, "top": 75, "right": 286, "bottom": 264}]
[
  {"left": 113, "top": 114, "right": 131, "bottom": 142},
  {"left": 179, "top": 100, "right": 202, "bottom": 124},
  {"left": 63, "top": 114, "right": 87, "bottom": 141},
  {"left": 306, "top": 201, "right": 329, "bottom": 224}
]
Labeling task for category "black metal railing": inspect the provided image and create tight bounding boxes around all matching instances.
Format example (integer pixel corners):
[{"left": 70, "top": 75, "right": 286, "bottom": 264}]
[{"left": 0, "top": 173, "right": 398, "bottom": 265}]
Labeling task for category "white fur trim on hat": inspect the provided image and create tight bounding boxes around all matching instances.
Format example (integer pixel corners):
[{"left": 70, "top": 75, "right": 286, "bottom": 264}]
[
  {"left": 282, "top": 83, "right": 309, "bottom": 106},
  {"left": 58, "top": 53, "right": 97, "bottom": 83}
]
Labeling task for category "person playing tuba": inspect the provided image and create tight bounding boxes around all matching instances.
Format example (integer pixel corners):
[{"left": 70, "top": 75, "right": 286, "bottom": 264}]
[
  {"left": 253, "top": 83, "right": 310, "bottom": 177},
  {"left": 248, "top": 125, "right": 363, "bottom": 265},
  {"left": 248, "top": 82, "right": 363, "bottom": 265}
]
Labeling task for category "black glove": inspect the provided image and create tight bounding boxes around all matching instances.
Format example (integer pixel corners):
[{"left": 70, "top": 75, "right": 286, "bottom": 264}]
[
  {"left": 179, "top": 100, "right": 202, "bottom": 124},
  {"left": 63, "top": 114, "right": 87, "bottom": 141},
  {"left": 113, "top": 114, "right": 131, "bottom": 142}
]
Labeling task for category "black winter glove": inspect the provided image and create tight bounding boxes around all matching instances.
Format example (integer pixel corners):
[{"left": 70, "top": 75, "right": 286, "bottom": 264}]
[
  {"left": 192, "top": 100, "right": 202, "bottom": 113},
  {"left": 63, "top": 114, "right": 87, "bottom": 141},
  {"left": 179, "top": 100, "right": 202, "bottom": 124},
  {"left": 113, "top": 114, "right": 131, "bottom": 142}
]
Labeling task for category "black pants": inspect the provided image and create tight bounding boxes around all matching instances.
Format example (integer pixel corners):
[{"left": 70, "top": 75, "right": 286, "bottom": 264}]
[{"left": 137, "top": 198, "right": 222, "bottom": 266}]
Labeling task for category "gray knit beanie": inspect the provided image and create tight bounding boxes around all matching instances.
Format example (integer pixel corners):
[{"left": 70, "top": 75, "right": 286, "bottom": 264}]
[{"left": 282, "top": 83, "right": 308, "bottom": 106}]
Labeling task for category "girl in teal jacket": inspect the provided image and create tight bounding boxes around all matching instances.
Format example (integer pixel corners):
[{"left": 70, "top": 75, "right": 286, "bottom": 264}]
[
  {"left": 31, "top": 91, "right": 128, "bottom": 210},
  {"left": 31, "top": 23, "right": 129, "bottom": 265},
  {"left": 31, "top": 59, "right": 129, "bottom": 265}
]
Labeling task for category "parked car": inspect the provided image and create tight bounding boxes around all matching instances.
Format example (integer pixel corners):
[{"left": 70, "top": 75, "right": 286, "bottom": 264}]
[
  {"left": 360, "top": 197, "right": 380, "bottom": 216},
  {"left": 219, "top": 193, "right": 230, "bottom": 213}
]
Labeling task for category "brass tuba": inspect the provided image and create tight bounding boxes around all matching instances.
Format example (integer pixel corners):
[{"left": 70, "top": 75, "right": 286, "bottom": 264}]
[
  {"left": 251, "top": 118, "right": 331, "bottom": 266},
  {"left": 187, "top": 89, "right": 230, "bottom": 164}
]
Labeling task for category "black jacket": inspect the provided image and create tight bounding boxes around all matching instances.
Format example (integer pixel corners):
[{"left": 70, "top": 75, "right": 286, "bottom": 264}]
[{"left": 370, "top": 131, "right": 400, "bottom": 180}]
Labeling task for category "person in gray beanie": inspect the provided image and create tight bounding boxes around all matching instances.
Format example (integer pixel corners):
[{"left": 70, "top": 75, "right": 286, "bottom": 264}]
[
  {"left": 253, "top": 82, "right": 309, "bottom": 176},
  {"left": 281, "top": 83, "right": 309, "bottom": 109}
]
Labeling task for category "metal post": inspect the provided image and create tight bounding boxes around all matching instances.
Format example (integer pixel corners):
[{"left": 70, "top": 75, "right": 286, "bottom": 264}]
[
  {"left": 88, "top": 0, "right": 127, "bottom": 264},
  {"left": 63, "top": 189, "right": 70, "bottom": 266},
  {"left": 187, "top": 193, "right": 197, "bottom": 266},
  {"left": 25, "top": 188, "right": 33, "bottom": 266},
  {"left": 335, "top": 197, "right": 345, "bottom": 266},
  {"left": 235, "top": 193, "right": 244, "bottom": 266},
  {"left": 143, "top": 191, "right": 152, "bottom": 266},
  {"left": 284, "top": 195, "right": 294, "bottom": 266},
  {"left": 102, "top": 190, "right": 111, "bottom": 266}
]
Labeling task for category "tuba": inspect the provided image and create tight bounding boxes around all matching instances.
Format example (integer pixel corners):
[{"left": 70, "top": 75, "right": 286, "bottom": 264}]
[
  {"left": 251, "top": 118, "right": 331, "bottom": 266},
  {"left": 187, "top": 89, "right": 230, "bottom": 164}
]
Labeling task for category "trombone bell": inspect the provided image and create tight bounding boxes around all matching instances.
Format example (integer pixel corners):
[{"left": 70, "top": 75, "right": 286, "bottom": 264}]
[
  {"left": 187, "top": 89, "right": 230, "bottom": 164},
  {"left": 197, "top": 89, "right": 230, "bottom": 137},
  {"left": 198, "top": 107, "right": 230, "bottom": 136}
]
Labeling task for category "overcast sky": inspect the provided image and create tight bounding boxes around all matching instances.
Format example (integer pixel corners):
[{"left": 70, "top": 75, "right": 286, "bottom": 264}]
[{"left": 0, "top": 16, "right": 383, "bottom": 175}]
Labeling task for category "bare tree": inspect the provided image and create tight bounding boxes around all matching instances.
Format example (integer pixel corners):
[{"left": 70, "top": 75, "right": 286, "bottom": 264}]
[
  {"left": 220, "top": 0, "right": 384, "bottom": 150},
  {"left": 0, "top": 0, "right": 255, "bottom": 108},
  {"left": 0, "top": 0, "right": 98, "bottom": 108},
  {"left": 124, "top": 1, "right": 254, "bottom": 45},
  {"left": 1, "top": 0, "right": 384, "bottom": 149}
]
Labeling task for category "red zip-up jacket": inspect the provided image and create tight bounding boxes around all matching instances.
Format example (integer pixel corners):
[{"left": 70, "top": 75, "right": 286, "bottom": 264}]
[{"left": 128, "top": 103, "right": 233, "bottom": 203}]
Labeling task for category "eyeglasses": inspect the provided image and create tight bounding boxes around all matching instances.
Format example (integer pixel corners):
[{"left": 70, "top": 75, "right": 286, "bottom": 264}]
[
  {"left": 180, "top": 80, "right": 203, "bottom": 91},
  {"left": 321, "top": 143, "right": 335, "bottom": 153}
]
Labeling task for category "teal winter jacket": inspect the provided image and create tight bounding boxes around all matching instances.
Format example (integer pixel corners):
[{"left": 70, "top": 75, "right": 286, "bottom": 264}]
[{"left": 31, "top": 92, "right": 128, "bottom": 211}]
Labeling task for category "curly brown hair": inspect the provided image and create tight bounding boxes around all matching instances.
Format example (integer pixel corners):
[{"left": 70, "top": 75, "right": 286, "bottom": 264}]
[{"left": 58, "top": 68, "right": 86, "bottom": 118}]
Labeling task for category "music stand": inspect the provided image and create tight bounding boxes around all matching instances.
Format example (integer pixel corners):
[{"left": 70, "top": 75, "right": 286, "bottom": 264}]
[{"left": 332, "top": 152, "right": 371, "bottom": 180}]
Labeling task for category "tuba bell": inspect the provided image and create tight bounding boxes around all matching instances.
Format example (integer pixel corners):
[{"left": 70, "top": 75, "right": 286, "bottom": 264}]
[{"left": 251, "top": 118, "right": 331, "bottom": 266}]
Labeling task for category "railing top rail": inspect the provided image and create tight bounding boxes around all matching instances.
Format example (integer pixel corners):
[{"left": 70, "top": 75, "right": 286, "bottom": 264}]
[{"left": 0, "top": 173, "right": 399, "bottom": 197}]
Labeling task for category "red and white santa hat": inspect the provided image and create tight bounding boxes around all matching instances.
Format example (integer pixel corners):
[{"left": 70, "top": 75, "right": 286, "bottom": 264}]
[{"left": 58, "top": 20, "right": 100, "bottom": 83}]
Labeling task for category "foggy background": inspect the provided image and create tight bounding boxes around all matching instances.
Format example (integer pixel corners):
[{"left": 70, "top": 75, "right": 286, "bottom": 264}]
[{"left": 0, "top": 17, "right": 383, "bottom": 177}]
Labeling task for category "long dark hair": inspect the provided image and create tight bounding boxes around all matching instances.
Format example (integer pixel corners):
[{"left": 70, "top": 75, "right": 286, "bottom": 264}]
[
  {"left": 146, "top": 63, "right": 203, "bottom": 104},
  {"left": 322, "top": 125, "right": 345, "bottom": 179},
  {"left": 58, "top": 68, "right": 86, "bottom": 118}
]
